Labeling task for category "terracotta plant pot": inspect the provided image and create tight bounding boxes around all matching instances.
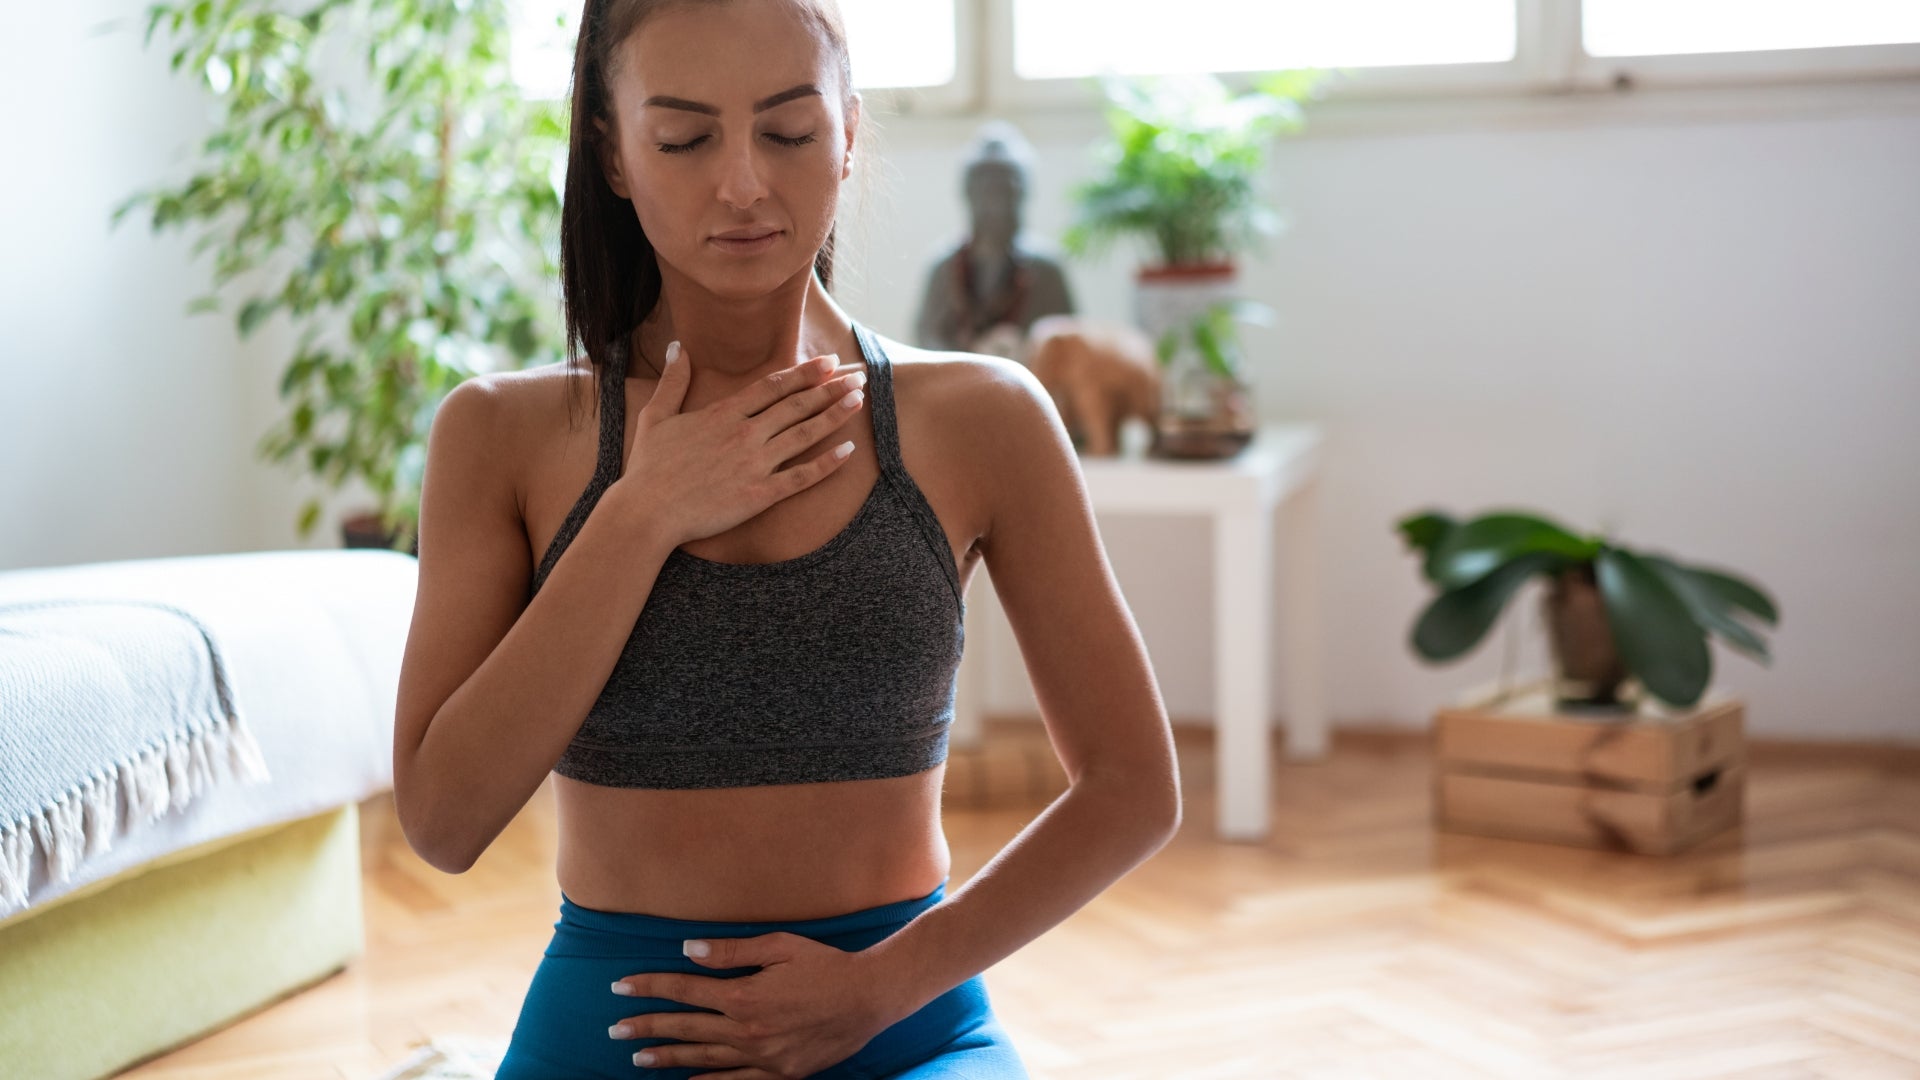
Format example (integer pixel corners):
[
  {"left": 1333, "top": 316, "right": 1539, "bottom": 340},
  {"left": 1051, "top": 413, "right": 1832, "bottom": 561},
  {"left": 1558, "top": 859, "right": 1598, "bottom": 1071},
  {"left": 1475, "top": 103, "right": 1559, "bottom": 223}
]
[
  {"left": 1541, "top": 563, "right": 1630, "bottom": 711},
  {"left": 341, "top": 511, "right": 418, "bottom": 557}
]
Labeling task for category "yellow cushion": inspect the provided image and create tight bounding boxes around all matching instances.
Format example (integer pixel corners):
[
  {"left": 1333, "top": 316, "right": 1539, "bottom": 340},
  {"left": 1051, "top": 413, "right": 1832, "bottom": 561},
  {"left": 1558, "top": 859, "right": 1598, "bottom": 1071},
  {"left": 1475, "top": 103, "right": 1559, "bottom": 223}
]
[{"left": 0, "top": 804, "right": 365, "bottom": 1080}]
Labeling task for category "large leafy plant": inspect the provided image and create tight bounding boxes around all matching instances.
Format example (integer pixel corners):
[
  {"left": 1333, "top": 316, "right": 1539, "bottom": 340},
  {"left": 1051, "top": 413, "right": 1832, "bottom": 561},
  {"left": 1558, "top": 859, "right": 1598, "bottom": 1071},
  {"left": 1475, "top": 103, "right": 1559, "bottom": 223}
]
[
  {"left": 1395, "top": 509, "right": 1780, "bottom": 710},
  {"left": 114, "top": 0, "right": 568, "bottom": 551},
  {"left": 1062, "top": 69, "right": 1326, "bottom": 269}
]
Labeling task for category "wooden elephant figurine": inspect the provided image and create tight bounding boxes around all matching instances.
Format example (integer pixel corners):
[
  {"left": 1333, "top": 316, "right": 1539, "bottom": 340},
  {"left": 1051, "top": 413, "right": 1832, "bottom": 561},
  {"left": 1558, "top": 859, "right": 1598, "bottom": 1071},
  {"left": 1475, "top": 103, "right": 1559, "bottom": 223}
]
[{"left": 1023, "top": 316, "right": 1162, "bottom": 457}]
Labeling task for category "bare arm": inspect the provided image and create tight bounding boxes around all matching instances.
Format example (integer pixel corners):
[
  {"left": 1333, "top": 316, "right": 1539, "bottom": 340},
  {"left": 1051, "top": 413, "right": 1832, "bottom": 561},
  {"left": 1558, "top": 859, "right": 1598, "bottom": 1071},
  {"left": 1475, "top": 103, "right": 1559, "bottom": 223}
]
[
  {"left": 391, "top": 376, "right": 675, "bottom": 873},
  {"left": 858, "top": 356, "right": 1182, "bottom": 1017}
]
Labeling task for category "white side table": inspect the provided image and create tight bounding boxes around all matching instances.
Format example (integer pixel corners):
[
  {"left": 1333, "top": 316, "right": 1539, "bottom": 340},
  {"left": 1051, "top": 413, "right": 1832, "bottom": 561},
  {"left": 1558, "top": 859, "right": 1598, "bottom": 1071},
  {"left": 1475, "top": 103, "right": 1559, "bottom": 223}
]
[{"left": 951, "top": 422, "right": 1328, "bottom": 841}]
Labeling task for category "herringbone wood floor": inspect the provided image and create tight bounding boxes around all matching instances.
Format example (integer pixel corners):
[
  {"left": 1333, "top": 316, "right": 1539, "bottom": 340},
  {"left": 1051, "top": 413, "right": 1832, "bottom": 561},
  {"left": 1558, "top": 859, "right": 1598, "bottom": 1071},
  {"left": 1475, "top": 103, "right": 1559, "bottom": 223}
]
[{"left": 119, "top": 722, "right": 1919, "bottom": 1079}]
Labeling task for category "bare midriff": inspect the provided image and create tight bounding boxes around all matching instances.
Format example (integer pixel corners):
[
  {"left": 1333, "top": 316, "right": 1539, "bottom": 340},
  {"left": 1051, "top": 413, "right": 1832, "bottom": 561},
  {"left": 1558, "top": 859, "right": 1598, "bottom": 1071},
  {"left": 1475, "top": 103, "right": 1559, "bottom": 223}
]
[{"left": 551, "top": 766, "right": 954, "bottom": 921}]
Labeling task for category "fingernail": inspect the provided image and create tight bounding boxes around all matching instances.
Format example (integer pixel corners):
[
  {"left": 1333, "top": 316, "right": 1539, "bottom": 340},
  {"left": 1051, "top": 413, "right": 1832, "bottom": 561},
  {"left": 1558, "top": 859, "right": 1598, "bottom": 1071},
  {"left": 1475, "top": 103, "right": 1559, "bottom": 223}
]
[
  {"left": 609, "top": 1023, "right": 634, "bottom": 1039},
  {"left": 666, "top": 340, "right": 680, "bottom": 363},
  {"left": 683, "top": 939, "right": 710, "bottom": 958},
  {"left": 611, "top": 981, "right": 636, "bottom": 996},
  {"left": 634, "top": 1051, "right": 658, "bottom": 1066}
]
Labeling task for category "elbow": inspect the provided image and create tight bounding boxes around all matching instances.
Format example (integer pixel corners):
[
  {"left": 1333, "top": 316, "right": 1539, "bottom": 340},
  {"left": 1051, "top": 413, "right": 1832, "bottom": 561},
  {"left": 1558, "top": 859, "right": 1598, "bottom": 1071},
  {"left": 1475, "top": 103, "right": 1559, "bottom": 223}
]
[
  {"left": 416, "top": 832, "right": 481, "bottom": 876},
  {"left": 1161, "top": 793, "right": 1184, "bottom": 839},
  {"left": 1079, "top": 764, "right": 1182, "bottom": 841},
  {"left": 1144, "top": 793, "right": 1182, "bottom": 848},
  {"left": 1143, "top": 764, "right": 1183, "bottom": 843},
  {"left": 394, "top": 783, "right": 481, "bottom": 875}
]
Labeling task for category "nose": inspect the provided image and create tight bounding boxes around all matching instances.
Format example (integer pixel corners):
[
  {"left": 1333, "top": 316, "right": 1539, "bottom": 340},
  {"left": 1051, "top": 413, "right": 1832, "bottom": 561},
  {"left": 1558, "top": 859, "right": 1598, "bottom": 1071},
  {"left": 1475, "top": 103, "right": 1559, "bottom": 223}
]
[{"left": 715, "top": 133, "right": 771, "bottom": 211}]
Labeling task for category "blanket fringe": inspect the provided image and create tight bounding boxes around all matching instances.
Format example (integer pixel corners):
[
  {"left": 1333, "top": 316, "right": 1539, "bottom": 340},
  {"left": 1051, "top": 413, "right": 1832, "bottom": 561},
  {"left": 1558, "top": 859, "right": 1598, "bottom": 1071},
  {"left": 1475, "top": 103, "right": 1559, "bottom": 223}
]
[{"left": 0, "top": 714, "right": 271, "bottom": 916}]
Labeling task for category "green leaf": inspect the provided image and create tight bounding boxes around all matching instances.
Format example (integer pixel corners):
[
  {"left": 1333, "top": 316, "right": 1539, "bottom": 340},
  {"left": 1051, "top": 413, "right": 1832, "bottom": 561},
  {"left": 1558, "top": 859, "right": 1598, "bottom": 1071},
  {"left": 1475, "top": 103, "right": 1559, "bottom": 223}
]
[
  {"left": 1683, "top": 565, "right": 1779, "bottom": 626},
  {"left": 297, "top": 498, "right": 322, "bottom": 537},
  {"left": 1395, "top": 510, "right": 1457, "bottom": 585},
  {"left": 1155, "top": 327, "right": 1179, "bottom": 367},
  {"left": 1643, "top": 555, "right": 1772, "bottom": 664},
  {"left": 1192, "top": 311, "right": 1234, "bottom": 378},
  {"left": 1595, "top": 547, "right": 1712, "bottom": 709},
  {"left": 238, "top": 297, "right": 276, "bottom": 336},
  {"left": 1428, "top": 511, "right": 1601, "bottom": 589},
  {"left": 1411, "top": 551, "right": 1561, "bottom": 662}
]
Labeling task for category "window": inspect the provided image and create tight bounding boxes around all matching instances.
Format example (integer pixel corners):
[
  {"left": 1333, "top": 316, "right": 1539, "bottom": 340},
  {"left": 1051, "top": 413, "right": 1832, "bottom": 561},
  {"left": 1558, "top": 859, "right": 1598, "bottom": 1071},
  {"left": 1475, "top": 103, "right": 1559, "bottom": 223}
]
[
  {"left": 1012, "top": 0, "right": 1516, "bottom": 80},
  {"left": 505, "top": 0, "right": 964, "bottom": 103},
  {"left": 1584, "top": 0, "right": 1920, "bottom": 58},
  {"left": 1569, "top": 0, "right": 1920, "bottom": 90},
  {"left": 842, "top": 0, "right": 957, "bottom": 88},
  {"left": 508, "top": 1, "right": 1920, "bottom": 113}
]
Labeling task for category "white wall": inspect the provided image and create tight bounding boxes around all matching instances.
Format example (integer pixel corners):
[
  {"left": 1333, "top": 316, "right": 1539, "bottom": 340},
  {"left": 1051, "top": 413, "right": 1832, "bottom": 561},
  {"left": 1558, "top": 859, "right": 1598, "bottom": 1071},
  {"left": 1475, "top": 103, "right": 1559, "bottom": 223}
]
[
  {"left": 4, "top": 2, "right": 1915, "bottom": 740},
  {"left": 0, "top": 1, "right": 254, "bottom": 567},
  {"left": 836, "top": 87, "right": 1920, "bottom": 744}
]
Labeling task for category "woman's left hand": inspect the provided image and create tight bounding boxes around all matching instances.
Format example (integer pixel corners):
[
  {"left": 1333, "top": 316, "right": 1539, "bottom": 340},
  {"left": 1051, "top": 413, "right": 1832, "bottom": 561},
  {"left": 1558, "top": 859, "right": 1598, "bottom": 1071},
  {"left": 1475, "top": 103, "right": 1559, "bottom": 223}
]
[{"left": 610, "top": 932, "right": 905, "bottom": 1079}]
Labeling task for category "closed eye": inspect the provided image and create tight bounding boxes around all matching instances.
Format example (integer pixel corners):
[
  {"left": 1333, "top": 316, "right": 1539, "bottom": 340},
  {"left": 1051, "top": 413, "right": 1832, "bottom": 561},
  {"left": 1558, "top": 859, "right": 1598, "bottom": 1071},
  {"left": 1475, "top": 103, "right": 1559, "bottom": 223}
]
[{"left": 657, "top": 133, "right": 817, "bottom": 155}]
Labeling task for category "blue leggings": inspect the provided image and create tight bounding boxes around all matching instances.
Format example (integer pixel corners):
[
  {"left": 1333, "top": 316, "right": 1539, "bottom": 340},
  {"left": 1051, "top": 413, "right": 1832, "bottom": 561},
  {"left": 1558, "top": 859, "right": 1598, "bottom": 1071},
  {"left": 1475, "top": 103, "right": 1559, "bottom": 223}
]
[{"left": 496, "top": 877, "right": 1029, "bottom": 1079}]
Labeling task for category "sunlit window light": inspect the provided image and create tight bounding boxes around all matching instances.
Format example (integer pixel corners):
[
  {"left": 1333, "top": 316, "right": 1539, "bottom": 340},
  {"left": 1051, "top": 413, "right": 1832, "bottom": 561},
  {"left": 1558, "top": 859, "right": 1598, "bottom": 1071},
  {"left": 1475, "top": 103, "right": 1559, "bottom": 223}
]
[
  {"left": 505, "top": 0, "right": 955, "bottom": 100},
  {"left": 1584, "top": 0, "right": 1920, "bottom": 58},
  {"left": 1013, "top": 0, "right": 1515, "bottom": 80}
]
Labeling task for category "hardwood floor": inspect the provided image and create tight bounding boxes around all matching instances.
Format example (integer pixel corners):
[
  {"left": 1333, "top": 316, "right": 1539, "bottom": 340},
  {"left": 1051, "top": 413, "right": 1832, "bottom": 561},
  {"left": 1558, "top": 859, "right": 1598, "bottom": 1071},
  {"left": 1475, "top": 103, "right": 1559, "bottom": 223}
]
[{"left": 119, "top": 722, "right": 1920, "bottom": 1079}]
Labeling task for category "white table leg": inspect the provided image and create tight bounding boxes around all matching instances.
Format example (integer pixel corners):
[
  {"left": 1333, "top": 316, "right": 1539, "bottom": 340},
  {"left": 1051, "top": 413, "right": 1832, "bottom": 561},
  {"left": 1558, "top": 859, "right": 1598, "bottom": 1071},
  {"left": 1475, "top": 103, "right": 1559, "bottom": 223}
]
[
  {"left": 1279, "top": 473, "right": 1329, "bottom": 761},
  {"left": 950, "top": 568, "right": 991, "bottom": 750},
  {"left": 1282, "top": 470, "right": 1328, "bottom": 757},
  {"left": 1215, "top": 507, "right": 1273, "bottom": 841}
]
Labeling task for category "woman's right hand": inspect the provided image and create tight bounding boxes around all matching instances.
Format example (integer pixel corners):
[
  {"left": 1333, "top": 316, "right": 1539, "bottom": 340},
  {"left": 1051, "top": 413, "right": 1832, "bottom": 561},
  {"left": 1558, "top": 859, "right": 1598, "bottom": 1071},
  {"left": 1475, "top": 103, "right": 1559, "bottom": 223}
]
[{"left": 617, "top": 338, "right": 868, "bottom": 547}]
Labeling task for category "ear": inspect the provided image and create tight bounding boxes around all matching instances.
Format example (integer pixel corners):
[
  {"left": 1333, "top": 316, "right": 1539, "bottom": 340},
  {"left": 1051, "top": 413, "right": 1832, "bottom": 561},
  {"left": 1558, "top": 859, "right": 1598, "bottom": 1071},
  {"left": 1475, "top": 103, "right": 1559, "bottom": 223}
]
[
  {"left": 593, "top": 115, "right": 632, "bottom": 199},
  {"left": 841, "top": 92, "right": 861, "bottom": 180}
]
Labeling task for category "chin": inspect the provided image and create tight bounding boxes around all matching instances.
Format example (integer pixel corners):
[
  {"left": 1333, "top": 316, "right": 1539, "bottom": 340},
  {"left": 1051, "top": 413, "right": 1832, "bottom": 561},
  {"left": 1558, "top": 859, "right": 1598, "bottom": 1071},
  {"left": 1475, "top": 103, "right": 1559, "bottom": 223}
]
[{"left": 705, "top": 256, "right": 817, "bottom": 295}]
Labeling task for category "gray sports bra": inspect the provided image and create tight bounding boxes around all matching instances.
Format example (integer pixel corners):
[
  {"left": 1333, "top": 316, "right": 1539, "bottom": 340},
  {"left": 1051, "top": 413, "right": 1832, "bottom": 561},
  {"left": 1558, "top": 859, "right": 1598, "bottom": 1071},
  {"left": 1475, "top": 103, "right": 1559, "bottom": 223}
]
[{"left": 528, "top": 322, "right": 966, "bottom": 789}]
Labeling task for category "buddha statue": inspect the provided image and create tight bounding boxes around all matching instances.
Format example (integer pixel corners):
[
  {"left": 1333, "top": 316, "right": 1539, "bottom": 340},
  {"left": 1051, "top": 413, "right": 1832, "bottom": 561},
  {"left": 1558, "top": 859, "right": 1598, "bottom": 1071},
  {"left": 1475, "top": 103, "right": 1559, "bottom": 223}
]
[{"left": 913, "top": 120, "right": 1076, "bottom": 358}]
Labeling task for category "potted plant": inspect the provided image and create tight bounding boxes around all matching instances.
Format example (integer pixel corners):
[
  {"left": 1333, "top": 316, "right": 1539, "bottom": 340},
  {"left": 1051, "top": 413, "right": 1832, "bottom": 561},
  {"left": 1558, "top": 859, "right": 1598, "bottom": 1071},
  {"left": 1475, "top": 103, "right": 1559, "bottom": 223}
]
[
  {"left": 113, "top": 0, "right": 567, "bottom": 554},
  {"left": 1395, "top": 508, "right": 1780, "bottom": 711},
  {"left": 1062, "top": 69, "right": 1327, "bottom": 459}
]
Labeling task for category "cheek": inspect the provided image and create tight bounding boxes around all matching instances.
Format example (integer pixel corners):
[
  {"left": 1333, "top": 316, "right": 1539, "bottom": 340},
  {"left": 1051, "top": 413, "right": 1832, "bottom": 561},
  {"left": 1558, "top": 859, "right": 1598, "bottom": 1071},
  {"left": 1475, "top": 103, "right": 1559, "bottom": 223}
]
[
  {"left": 794, "top": 151, "right": 843, "bottom": 226},
  {"left": 625, "top": 163, "right": 697, "bottom": 240}
]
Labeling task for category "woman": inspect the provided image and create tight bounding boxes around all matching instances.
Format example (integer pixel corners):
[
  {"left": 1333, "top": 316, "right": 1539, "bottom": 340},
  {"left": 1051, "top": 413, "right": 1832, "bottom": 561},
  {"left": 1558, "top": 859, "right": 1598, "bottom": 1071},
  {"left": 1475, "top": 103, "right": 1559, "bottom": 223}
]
[{"left": 393, "top": 0, "right": 1182, "bottom": 1076}]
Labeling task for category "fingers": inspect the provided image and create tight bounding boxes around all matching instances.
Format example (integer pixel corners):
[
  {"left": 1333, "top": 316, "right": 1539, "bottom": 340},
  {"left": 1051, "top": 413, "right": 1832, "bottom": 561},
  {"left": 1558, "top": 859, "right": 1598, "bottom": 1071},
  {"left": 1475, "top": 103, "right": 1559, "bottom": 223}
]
[
  {"left": 610, "top": 1008, "right": 740, "bottom": 1047},
  {"left": 774, "top": 439, "right": 855, "bottom": 499},
  {"left": 763, "top": 376, "right": 864, "bottom": 463},
  {"left": 735, "top": 353, "right": 840, "bottom": 417},
  {"left": 612, "top": 972, "right": 735, "bottom": 1013},
  {"left": 639, "top": 340, "right": 691, "bottom": 422},
  {"left": 631, "top": 1041, "right": 753, "bottom": 1072}
]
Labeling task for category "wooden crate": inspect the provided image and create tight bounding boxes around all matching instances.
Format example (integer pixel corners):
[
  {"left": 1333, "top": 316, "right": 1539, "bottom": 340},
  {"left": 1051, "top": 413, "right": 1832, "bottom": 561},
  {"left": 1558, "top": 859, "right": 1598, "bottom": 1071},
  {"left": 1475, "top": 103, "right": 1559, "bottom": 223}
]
[{"left": 1432, "top": 679, "right": 1745, "bottom": 855}]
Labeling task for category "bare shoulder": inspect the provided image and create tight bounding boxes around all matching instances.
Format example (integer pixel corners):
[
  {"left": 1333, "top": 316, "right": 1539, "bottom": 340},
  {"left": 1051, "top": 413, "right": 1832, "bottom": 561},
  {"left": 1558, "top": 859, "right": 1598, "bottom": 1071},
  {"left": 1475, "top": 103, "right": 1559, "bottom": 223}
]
[
  {"left": 447, "top": 362, "right": 596, "bottom": 505},
  {"left": 868, "top": 332, "right": 1054, "bottom": 439},
  {"left": 869, "top": 332, "right": 1070, "bottom": 551}
]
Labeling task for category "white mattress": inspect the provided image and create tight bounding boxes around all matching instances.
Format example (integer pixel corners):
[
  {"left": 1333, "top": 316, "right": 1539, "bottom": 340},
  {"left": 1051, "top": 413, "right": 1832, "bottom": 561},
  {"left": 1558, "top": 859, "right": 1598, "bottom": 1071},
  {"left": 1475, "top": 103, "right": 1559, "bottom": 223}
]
[{"left": 0, "top": 548, "right": 416, "bottom": 917}]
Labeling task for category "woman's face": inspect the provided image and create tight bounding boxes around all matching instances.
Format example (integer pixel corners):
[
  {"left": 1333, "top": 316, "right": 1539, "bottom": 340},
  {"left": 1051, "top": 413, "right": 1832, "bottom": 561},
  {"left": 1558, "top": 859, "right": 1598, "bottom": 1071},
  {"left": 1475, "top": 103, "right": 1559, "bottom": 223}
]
[{"left": 595, "top": 1, "right": 857, "bottom": 301}]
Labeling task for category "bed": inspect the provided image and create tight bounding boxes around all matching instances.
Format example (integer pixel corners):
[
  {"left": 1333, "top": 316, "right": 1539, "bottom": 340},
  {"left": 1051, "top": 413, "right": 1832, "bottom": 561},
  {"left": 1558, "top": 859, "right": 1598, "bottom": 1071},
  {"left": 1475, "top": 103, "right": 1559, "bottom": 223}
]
[{"left": 0, "top": 548, "right": 416, "bottom": 1079}]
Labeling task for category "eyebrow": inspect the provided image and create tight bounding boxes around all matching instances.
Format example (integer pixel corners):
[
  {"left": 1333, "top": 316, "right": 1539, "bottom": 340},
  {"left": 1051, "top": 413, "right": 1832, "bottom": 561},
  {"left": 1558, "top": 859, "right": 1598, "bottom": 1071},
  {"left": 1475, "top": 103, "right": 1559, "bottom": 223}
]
[{"left": 643, "top": 84, "right": 822, "bottom": 116}]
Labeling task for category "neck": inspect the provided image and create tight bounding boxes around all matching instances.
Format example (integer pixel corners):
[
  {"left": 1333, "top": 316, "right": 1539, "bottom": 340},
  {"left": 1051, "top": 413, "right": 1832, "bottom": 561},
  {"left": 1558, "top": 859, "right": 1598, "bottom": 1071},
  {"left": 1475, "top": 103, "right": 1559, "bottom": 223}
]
[
  {"left": 968, "top": 233, "right": 1013, "bottom": 262},
  {"left": 630, "top": 260, "right": 853, "bottom": 386}
]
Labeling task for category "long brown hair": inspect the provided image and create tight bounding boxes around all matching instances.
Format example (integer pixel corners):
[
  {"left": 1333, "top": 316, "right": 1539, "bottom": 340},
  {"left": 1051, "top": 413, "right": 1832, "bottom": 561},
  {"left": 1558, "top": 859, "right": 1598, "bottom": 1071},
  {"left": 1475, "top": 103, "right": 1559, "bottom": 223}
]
[{"left": 558, "top": 0, "right": 858, "bottom": 423}]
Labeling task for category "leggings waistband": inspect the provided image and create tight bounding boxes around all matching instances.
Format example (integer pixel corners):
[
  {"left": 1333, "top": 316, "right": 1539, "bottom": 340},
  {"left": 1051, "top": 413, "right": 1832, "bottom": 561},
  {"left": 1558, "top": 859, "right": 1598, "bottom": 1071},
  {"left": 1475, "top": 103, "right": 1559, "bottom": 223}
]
[{"left": 550, "top": 877, "right": 950, "bottom": 958}]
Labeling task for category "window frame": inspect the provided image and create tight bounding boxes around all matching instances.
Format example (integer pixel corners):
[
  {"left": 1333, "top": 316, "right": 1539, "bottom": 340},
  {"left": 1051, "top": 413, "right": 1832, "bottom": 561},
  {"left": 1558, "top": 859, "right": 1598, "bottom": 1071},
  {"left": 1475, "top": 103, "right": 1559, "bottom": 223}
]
[{"left": 860, "top": 0, "right": 1920, "bottom": 117}]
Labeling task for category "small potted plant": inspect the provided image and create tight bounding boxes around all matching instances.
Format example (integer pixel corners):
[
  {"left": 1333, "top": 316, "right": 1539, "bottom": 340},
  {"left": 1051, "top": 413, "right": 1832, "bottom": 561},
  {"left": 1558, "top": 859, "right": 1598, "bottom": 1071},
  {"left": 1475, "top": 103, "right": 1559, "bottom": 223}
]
[
  {"left": 1394, "top": 508, "right": 1780, "bottom": 711},
  {"left": 1062, "top": 69, "right": 1327, "bottom": 459},
  {"left": 114, "top": 0, "right": 567, "bottom": 554}
]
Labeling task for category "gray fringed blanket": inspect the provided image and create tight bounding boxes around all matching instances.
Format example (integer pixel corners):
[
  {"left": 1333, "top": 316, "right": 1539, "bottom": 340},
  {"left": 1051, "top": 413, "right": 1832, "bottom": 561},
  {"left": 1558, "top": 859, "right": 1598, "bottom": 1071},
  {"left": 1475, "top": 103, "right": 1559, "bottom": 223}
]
[{"left": 0, "top": 598, "right": 270, "bottom": 915}]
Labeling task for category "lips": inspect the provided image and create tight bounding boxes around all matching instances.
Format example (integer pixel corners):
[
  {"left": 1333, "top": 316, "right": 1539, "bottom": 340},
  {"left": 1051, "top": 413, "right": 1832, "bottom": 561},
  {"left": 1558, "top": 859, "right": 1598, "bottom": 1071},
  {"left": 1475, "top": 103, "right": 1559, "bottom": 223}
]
[{"left": 714, "top": 227, "right": 778, "bottom": 240}]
